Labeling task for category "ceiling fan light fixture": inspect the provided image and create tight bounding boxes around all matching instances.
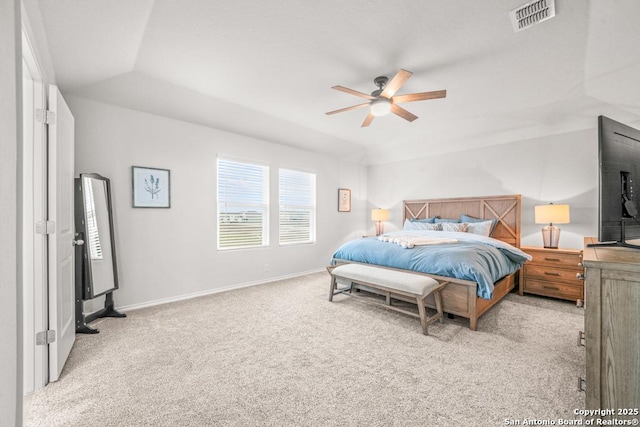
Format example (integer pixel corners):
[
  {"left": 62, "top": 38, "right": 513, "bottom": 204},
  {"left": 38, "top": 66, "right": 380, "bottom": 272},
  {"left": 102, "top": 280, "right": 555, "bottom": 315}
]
[
  {"left": 370, "top": 98, "right": 391, "bottom": 116},
  {"left": 326, "top": 69, "right": 446, "bottom": 127}
]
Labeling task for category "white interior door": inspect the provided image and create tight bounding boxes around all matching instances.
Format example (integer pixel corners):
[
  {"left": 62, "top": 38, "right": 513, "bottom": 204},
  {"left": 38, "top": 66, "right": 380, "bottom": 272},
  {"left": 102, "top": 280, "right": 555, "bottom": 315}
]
[
  {"left": 47, "top": 85, "right": 75, "bottom": 382},
  {"left": 22, "top": 60, "right": 36, "bottom": 394},
  {"left": 22, "top": 27, "right": 48, "bottom": 394}
]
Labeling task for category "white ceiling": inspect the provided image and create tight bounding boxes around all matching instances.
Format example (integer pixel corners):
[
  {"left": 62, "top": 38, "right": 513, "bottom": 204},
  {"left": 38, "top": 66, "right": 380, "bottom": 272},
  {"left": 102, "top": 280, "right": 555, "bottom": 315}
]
[{"left": 28, "top": 0, "right": 640, "bottom": 164}]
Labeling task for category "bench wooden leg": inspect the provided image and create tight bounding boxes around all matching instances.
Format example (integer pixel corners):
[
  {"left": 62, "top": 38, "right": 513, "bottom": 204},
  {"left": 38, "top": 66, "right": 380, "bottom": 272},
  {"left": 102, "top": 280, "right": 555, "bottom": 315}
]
[
  {"left": 418, "top": 284, "right": 448, "bottom": 335},
  {"left": 417, "top": 297, "right": 429, "bottom": 335},
  {"left": 434, "top": 289, "right": 444, "bottom": 324},
  {"left": 328, "top": 276, "right": 336, "bottom": 301}
]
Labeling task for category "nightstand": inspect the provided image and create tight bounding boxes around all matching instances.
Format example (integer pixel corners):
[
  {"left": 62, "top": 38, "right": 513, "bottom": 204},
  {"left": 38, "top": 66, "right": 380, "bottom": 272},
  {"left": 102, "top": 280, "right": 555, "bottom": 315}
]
[{"left": 519, "top": 246, "right": 584, "bottom": 305}]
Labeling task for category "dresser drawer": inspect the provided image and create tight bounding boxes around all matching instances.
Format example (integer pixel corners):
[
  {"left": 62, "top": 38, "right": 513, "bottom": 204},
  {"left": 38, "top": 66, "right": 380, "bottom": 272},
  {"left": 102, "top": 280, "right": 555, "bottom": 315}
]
[
  {"left": 523, "top": 278, "right": 583, "bottom": 301},
  {"left": 527, "top": 250, "right": 582, "bottom": 268},
  {"left": 523, "top": 264, "right": 583, "bottom": 285}
]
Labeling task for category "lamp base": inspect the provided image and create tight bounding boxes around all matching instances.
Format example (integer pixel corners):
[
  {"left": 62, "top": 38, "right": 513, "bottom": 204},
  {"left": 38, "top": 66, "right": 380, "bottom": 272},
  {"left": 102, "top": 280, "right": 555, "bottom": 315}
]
[
  {"left": 375, "top": 221, "right": 384, "bottom": 236},
  {"left": 541, "top": 224, "right": 561, "bottom": 249}
]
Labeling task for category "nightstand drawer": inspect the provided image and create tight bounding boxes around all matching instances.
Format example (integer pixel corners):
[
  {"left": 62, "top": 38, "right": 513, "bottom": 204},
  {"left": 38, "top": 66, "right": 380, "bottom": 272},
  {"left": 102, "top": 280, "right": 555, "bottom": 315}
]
[
  {"left": 527, "top": 250, "right": 582, "bottom": 268},
  {"left": 523, "top": 278, "right": 583, "bottom": 301},
  {"left": 519, "top": 246, "right": 584, "bottom": 302},
  {"left": 523, "top": 264, "right": 583, "bottom": 285}
]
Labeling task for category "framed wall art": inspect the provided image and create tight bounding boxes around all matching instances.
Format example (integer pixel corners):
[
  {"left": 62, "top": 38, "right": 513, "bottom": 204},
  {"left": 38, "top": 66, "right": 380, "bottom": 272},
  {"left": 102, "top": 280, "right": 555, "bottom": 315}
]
[
  {"left": 338, "top": 188, "right": 351, "bottom": 212},
  {"left": 132, "top": 166, "right": 171, "bottom": 208}
]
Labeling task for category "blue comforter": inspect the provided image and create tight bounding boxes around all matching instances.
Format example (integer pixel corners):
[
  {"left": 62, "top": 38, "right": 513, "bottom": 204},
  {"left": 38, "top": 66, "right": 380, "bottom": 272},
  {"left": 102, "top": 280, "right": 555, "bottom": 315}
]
[{"left": 331, "top": 231, "right": 531, "bottom": 300}]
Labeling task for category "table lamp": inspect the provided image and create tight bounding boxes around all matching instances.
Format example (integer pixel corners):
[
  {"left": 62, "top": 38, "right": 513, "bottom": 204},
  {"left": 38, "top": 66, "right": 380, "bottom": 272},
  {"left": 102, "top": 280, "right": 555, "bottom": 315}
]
[
  {"left": 371, "top": 208, "right": 389, "bottom": 236},
  {"left": 534, "top": 203, "right": 570, "bottom": 249}
]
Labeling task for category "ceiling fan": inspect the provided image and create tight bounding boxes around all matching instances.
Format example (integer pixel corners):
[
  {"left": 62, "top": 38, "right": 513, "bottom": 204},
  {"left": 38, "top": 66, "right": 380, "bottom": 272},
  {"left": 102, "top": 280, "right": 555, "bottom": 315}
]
[{"left": 325, "top": 69, "right": 446, "bottom": 127}]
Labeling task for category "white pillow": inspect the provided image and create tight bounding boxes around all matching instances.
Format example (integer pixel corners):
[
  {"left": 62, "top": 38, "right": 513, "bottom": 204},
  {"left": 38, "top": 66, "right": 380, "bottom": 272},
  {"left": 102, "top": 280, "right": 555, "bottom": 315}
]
[
  {"left": 403, "top": 219, "right": 442, "bottom": 231},
  {"left": 441, "top": 222, "right": 468, "bottom": 232},
  {"left": 466, "top": 220, "right": 494, "bottom": 237}
]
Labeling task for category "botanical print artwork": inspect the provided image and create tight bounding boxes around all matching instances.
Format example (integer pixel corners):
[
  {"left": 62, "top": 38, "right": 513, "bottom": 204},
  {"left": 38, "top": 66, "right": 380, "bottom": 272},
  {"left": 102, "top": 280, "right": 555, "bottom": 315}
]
[
  {"left": 144, "top": 175, "right": 161, "bottom": 200},
  {"left": 132, "top": 166, "right": 170, "bottom": 208}
]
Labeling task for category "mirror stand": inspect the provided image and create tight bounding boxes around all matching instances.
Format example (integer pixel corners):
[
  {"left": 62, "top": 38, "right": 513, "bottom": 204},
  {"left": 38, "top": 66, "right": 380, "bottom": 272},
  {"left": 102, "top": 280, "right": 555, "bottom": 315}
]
[
  {"left": 75, "top": 278, "right": 126, "bottom": 334},
  {"left": 74, "top": 173, "right": 126, "bottom": 334}
]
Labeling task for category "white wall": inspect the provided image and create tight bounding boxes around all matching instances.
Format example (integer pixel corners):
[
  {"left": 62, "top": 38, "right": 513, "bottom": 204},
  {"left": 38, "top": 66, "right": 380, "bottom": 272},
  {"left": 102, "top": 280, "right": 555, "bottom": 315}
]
[
  {"left": 71, "top": 94, "right": 599, "bottom": 315},
  {"left": 69, "top": 96, "right": 367, "bottom": 310},
  {"left": 367, "top": 128, "right": 599, "bottom": 250},
  {"left": 0, "top": 0, "right": 22, "bottom": 424}
]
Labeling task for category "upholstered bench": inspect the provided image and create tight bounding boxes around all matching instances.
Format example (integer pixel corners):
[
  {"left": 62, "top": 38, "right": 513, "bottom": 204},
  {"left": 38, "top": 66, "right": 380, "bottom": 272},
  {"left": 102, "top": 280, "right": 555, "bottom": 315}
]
[{"left": 327, "top": 263, "right": 448, "bottom": 335}]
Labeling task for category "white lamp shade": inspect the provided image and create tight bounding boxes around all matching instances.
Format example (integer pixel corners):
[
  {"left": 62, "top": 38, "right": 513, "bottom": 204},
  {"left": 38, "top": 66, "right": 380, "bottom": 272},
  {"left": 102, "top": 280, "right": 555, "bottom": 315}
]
[
  {"left": 371, "top": 208, "right": 389, "bottom": 222},
  {"left": 534, "top": 204, "right": 570, "bottom": 224},
  {"left": 370, "top": 98, "right": 391, "bottom": 116}
]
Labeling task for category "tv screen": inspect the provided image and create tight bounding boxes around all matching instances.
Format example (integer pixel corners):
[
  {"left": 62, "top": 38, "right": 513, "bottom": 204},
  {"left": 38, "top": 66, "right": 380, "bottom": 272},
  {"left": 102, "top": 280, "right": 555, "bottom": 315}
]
[{"left": 598, "top": 116, "right": 640, "bottom": 246}]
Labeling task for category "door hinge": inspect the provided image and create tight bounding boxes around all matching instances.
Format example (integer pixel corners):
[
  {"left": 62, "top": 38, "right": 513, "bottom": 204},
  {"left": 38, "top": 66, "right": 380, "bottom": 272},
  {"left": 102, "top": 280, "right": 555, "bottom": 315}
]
[
  {"left": 578, "top": 376, "right": 586, "bottom": 392},
  {"left": 36, "top": 330, "right": 56, "bottom": 346},
  {"left": 35, "top": 108, "right": 56, "bottom": 125},
  {"left": 35, "top": 220, "right": 56, "bottom": 235}
]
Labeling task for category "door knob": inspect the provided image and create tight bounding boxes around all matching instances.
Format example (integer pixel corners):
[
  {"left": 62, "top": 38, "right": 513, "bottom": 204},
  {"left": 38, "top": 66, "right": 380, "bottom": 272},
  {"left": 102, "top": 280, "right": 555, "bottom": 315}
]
[{"left": 72, "top": 239, "right": 85, "bottom": 246}]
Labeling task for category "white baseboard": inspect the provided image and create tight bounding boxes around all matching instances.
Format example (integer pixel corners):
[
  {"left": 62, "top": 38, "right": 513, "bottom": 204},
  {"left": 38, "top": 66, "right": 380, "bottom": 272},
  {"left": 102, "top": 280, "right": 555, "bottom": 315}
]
[{"left": 117, "top": 268, "right": 325, "bottom": 313}]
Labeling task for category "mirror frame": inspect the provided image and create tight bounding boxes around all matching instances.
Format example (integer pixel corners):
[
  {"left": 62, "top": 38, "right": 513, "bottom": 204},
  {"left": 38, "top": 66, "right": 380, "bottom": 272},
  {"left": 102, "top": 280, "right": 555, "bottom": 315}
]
[{"left": 75, "top": 173, "right": 119, "bottom": 299}]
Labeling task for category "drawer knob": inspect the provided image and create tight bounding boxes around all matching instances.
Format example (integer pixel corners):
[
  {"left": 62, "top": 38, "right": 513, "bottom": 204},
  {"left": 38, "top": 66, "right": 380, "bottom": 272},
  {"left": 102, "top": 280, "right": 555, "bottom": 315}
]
[
  {"left": 576, "top": 273, "right": 585, "bottom": 280},
  {"left": 544, "top": 272, "right": 560, "bottom": 276},
  {"left": 544, "top": 257, "right": 561, "bottom": 262}
]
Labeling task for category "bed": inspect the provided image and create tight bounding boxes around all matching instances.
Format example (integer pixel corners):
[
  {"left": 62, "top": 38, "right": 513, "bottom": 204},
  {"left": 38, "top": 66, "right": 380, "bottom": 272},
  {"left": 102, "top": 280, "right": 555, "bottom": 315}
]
[{"left": 330, "top": 195, "right": 527, "bottom": 331}]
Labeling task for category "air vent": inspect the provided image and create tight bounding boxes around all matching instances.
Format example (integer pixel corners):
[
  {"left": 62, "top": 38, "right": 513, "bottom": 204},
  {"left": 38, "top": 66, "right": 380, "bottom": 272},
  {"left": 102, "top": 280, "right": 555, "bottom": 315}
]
[{"left": 510, "top": 0, "right": 556, "bottom": 32}]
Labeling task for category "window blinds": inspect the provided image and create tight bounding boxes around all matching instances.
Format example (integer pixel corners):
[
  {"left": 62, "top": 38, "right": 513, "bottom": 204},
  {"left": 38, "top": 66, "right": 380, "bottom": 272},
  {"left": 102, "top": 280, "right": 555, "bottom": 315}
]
[
  {"left": 217, "top": 158, "right": 269, "bottom": 250},
  {"left": 279, "top": 168, "right": 316, "bottom": 245}
]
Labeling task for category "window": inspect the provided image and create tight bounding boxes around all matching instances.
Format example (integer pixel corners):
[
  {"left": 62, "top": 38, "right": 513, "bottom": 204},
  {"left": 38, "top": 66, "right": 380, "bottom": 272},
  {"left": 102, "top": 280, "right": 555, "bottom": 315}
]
[
  {"left": 217, "top": 158, "right": 269, "bottom": 250},
  {"left": 279, "top": 168, "right": 316, "bottom": 245}
]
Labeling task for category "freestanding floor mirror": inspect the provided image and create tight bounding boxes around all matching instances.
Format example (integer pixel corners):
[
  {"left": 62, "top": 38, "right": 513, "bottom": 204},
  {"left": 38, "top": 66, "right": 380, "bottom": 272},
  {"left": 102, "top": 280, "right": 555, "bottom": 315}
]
[{"left": 74, "top": 173, "right": 126, "bottom": 333}]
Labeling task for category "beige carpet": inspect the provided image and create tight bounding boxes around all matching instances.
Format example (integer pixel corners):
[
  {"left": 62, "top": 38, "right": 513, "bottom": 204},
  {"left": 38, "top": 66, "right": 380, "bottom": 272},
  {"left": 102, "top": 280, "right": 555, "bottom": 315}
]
[{"left": 27, "top": 272, "right": 586, "bottom": 426}]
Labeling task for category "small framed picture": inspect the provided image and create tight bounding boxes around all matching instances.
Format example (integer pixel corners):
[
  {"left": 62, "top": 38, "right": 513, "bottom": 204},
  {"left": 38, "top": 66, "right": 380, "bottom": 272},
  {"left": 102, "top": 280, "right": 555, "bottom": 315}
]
[
  {"left": 338, "top": 188, "right": 351, "bottom": 212},
  {"left": 132, "top": 166, "right": 171, "bottom": 208}
]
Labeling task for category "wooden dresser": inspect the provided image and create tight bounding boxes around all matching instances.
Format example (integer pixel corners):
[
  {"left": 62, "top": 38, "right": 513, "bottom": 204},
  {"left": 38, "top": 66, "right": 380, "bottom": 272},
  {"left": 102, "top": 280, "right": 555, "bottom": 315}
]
[
  {"left": 583, "top": 237, "right": 640, "bottom": 414},
  {"left": 519, "top": 246, "right": 584, "bottom": 304}
]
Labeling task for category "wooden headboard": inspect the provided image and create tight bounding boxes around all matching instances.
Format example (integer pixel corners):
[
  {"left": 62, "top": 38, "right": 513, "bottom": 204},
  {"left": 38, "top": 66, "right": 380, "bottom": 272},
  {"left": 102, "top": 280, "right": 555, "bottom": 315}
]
[{"left": 403, "top": 195, "right": 522, "bottom": 247}]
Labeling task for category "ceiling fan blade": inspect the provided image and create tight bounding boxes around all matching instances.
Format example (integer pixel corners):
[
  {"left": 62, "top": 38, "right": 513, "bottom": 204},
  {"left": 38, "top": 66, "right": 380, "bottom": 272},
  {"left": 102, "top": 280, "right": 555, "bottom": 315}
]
[
  {"left": 392, "top": 90, "right": 447, "bottom": 104},
  {"left": 390, "top": 104, "right": 418, "bottom": 122},
  {"left": 332, "top": 85, "right": 376, "bottom": 100},
  {"left": 325, "top": 103, "right": 370, "bottom": 116},
  {"left": 361, "top": 112, "right": 375, "bottom": 127},
  {"left": 380, "top": 69, "right": 413, "bottom": 98}
]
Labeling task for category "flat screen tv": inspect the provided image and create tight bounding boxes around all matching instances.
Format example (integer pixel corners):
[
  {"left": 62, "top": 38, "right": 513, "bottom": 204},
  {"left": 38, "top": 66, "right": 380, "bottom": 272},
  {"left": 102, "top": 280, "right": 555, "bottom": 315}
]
[{"left": 596, "top": 116, "right": 640, "bottom": 248}]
